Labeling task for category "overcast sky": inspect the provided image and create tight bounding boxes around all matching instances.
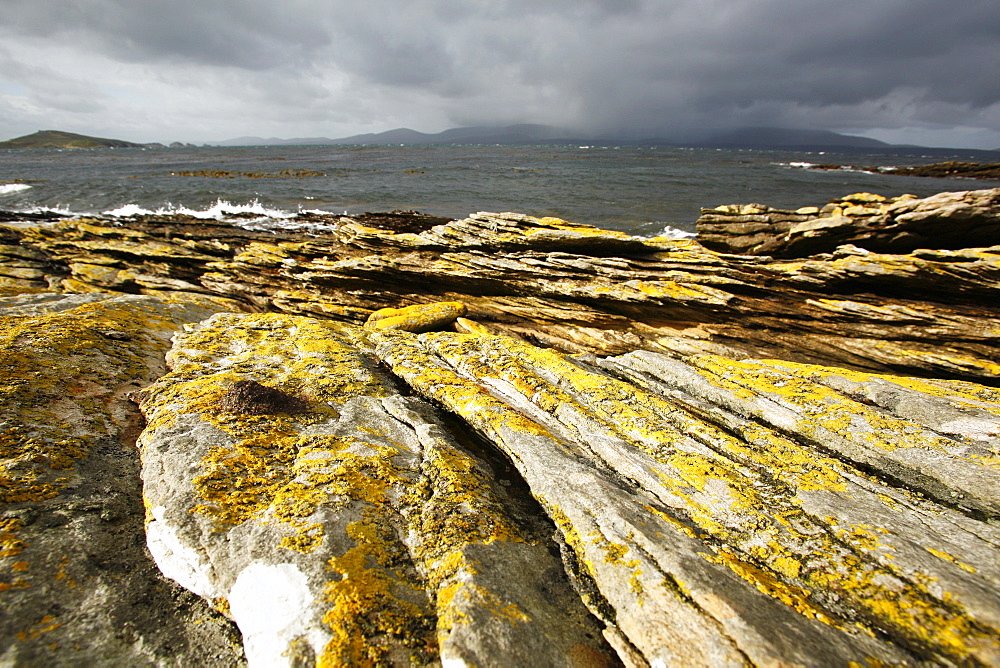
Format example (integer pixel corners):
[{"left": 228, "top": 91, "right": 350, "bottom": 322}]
[{"left": 1, "top": 0, "right": 999, "bottom": 148}]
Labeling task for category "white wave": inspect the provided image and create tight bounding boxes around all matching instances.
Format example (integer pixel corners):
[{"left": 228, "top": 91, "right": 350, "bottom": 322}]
[
  {"left": 17, "top": 204, "right": 75, "bottom": 216},
  {"left": 103, "top": 199, "right": 296, "bottom": 221},
  {"left": 103, "top": 203, "right": 157, "bottom": 217},
  {"left": 784, "top": 161, "right": 817, "bottom": 169},
  {"left": 298, "top": 208, "right": 347, "bottom": 216},
  {"left": 644, "top": 224, "right": 697, "bottom": 240},
  {"left": 101, "top": 199, "right": 350, "bottom": 235},
  {"left": 0, "top": 183, "right": 32, "bottom": 195}
]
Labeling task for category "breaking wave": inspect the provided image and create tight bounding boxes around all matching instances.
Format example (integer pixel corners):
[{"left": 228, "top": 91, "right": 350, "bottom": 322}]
[
  {"left": 103, "top": 199, "right": 297, "bottom": 221},
  {"left": 0, "top": 183, "right": 33, "bottom": 196},
  {"left": 640, "top": 224, "right": 697, "bottom": 240},
  {"left": 102, "top": 199, "right": 347, "bottom": 233}
]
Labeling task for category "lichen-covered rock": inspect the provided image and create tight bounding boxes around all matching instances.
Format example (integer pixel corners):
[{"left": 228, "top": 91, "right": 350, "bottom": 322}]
[
  {"left": 0, "top": 293, "right": 244, "bottom": 666},
  {"left": 374, "top": 329, "right": 1000, "bottom": 665},
  {"left": 365, "top": 301, "right": 467, "bottom": 332},
  {"left": 137, "top": 312, "right": 616, "bottom": 667},
  {"left": 135, "top": 312, "right": 1000, "bottom": 665},
  {"left": 698, "top": 187, "right": 1000, "bottom": 257},
  {"left": 4, "top": 203, "right": 1000, "bottom": 383},
  {"left": 5, "top": 195, "right": 1000, "bottom": 666}
]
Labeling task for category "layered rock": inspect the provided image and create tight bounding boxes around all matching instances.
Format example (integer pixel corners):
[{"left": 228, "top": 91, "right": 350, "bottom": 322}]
[
  {"left": 698, "top": 187, "right": 1000, "bottom": 257},
  {"left": 2, "top": 203, "right": 1000, "bottom": 385},
  {"left": 136, "top": 312, "right": 615, "bottom": 666},
  {"left": 131, "top": 311, "right": 1000, "bottom": 665},
  {"left": 0, "top": 293, "right": 244, "bottom": 666},
  {"left": 2, "top": 191, "right": 1000, "bottom": 665}
]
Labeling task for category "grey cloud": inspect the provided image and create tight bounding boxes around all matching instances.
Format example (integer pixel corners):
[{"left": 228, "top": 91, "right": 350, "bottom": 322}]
[
  {"left": 0, "top": 0, "right": 329, "bottom": 70},
  {"left": 0, "top": 47, "right": 107, "bottom": 114},
  {"left": 0, "top": 0, "right": 998, "bottom": 146}
]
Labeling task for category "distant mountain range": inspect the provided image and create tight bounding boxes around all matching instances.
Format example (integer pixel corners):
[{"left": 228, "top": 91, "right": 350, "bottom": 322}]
[
  {"left": 3, "top": 126, "right": 997, "bottom": 157},
  {"left": 215, "top": 124, "right": 1000, "bottom": 157}
]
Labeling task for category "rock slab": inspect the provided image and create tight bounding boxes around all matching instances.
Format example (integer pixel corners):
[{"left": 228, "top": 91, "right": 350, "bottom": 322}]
[
  {"left": 137, "top": 312, "right": 1000, "bottom": 665},
  {"left": 137, "top": 312, "right": 615, "bottom": 666},
  {"left": 697, "top": 188, "right": 1000, "bottom": 257},
  {"left": 0, "top": 293, "right": 244, "bottom": 666}
]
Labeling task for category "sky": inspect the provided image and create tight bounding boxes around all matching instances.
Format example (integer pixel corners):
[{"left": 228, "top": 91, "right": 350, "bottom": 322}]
[{"left": 1, "top": 0, "right": 999, "bottom": 149}]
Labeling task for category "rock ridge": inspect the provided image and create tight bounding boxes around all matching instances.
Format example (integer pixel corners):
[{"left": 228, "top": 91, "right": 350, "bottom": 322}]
[
  {"left": 1, "top": 189, "right": 999, "bottom": 665},
  {"left": 3, "top": 195, "right": 1000, "bottom": 385},
  {"left": 698, "top": 187, "right": 1000, "bottom": 257}
]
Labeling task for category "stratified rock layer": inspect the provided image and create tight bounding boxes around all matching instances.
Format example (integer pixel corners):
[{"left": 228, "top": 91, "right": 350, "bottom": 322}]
[
  {"left": 3, "top": 199, "right": 1000, "bottom": 385},
  {"left": 2, "top": 191, "right": 1000, "bottom": 665},
  {"left": 698, "top": 188, "right": 1000, "bottom": 257},
  {"left": 0, "top": 293, "right": 244, "bottom": 666},
  {"left": 137, "top": 312, "right": 615, "bottom": 667},
  {"left": 134, "top": 311, "right": 1000, "bottom": 666}
]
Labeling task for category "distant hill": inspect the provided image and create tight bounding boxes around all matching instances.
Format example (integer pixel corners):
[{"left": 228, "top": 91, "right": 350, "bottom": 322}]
[
  {"left": 682, "top": 126, "right": 891, "bottom": 150},
  {"left": 331, "top": 124, "right": 579, "bottom": 145},
  {"left": 215, "top": 124, "right": 1000, "bottom": 158},
  {"left": 0, "top": 130, "right": 144, "bottom": 149},
  {"left": 216, "top": 124, "right": 578, "bottom": 147}
]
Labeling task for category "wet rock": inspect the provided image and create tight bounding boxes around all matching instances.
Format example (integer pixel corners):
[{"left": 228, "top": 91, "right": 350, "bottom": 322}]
[
  {"left": 0, "top": 293, "right": 244, "bottom": 666},
  {"left": 808, "top": 160, "right": 1000, "bottom": 180}
]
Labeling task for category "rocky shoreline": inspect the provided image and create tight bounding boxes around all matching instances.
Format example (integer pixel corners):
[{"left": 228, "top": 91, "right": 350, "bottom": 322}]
[
  {"left": 2, "top": 189, "right": 999, "bottom": 665},
  {"left": 802, "top": 160, "right": 1000, "bottom": 181}
]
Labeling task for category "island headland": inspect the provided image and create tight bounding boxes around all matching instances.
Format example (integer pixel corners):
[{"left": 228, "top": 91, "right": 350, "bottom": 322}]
[{"left": 2, "top": 188, "right": 1000, "bottom": 666}]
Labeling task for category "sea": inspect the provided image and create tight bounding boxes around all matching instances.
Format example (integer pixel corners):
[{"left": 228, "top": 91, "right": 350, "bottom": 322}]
[{"left": 2, "top": 144, "right": 998, "bottom": 238}]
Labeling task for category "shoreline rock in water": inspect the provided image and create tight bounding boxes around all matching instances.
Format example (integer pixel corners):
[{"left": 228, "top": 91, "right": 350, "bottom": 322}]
[
  {"left": 698, "top": 187, "right": 1000, "bottom": 257},
  {"left": 1, "top": 190, "right": 999, "bottom": 665}
]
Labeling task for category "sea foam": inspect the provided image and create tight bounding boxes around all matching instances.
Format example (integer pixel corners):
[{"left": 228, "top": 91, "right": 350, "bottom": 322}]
[
  {"left": 643, "top": 224, "right": 697, "bottom": 240},
  {"left": 104, "top": 199, "right": 296, "bottom": 221},
  {"left": 103, "top": 199, "right": 347, "bottom": 234},
  {"left": 0, "top": 183, "right": 32, "bottom": 196}
]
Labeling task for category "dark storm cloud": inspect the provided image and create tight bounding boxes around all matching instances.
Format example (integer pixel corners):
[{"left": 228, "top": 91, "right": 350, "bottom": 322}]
[
  {"left": 1, "top": 0, "right": 330, "bottom": 70},
  {"left": 0, "top": 0, "right": 998, "bottom": 146}
]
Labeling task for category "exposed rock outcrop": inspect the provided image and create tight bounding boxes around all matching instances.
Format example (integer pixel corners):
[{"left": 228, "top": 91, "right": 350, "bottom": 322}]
[
  {"left": 2, "top": 191, "right": 1000, "bottom": 665},
  {"left": 2, "top": 203, "right": 1000, "bottom": 385},
  {"left": 2, "top": 293, "right": 997, "bottom": 665},
  {"left": 0, "top": 293, "right": 244, "bottom": 666},
  {"left": 132, "top": 311, "right": 999, "bottom": 665},
  {"left": 806, "top": 160, "right": 1000, "bottom": 181},
  {"left": 698, "top": 187, "right": 1000, "bottom": 257},
  {"left": 137, "top": 312, "right": 615, "bottom": 666}
]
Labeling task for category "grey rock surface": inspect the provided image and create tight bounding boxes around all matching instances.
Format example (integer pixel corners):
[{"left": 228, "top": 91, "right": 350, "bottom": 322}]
[
  {"left": 374, "top": 329, "right": 1000, "bottom": 665},
  {"left": 0, "top": 293, "right": 244, "bottom": 667},
  {"left": 137, "top": 312, "right": 616, "bottom": 667}
]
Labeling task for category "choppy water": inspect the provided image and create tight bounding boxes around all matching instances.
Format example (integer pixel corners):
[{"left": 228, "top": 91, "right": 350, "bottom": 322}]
[{"left": 1, "top": 144, "right": 997, "bottom": 236}]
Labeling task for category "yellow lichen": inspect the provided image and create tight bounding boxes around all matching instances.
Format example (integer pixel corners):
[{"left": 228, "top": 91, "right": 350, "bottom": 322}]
[
  {"left": 702, "top": 549, "right": 833, "bottom": 625},
  {"left": 320, "top": 520, "right": 437, "bottom": 667},
  {"left": 365, "top": 301, "right": 467, "bottom": 332},
  {"left": 15, "top": 614, "right": 61, "bottom": 642},
  {"left": 1, "top": 296, "right": 222, "bottom": 606},
  {"left": 383, "top": 332, "right": 1000, "bottom": 661},
  {"left": 925, "top": 548, "right": 977, "bottom": 575},
  {"left": 139, "top": 313, "right": 560, "bottom": 664}
]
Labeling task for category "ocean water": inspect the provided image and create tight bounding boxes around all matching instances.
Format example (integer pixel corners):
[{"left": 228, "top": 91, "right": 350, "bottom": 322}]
[{"left": 1, "top": 144, "right": 997, "bottom": 237}]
